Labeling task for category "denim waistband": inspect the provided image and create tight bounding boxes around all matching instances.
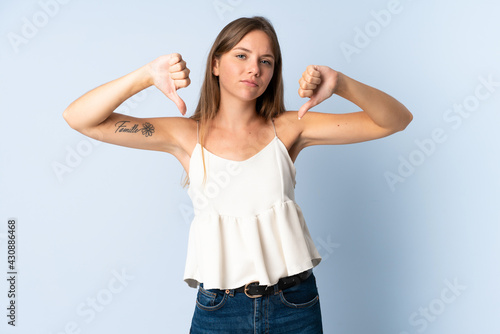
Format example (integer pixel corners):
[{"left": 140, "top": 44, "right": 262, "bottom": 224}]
[{"left": 199, "top": 269, "right": 313, "bottom": 294}]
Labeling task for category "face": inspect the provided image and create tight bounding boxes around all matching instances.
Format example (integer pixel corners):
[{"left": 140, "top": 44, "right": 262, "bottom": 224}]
[{"left": 213, "top": 30, "right": 275, "bottom": 104}]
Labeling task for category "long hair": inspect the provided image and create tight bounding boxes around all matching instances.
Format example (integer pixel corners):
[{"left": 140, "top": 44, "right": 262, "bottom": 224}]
[{"left": 182, "top": 16, "right": 286, "bottom": 188}]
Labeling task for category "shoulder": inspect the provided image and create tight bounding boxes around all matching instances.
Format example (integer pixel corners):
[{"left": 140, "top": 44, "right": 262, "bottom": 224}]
[
  {"left": 154, "top": 116, "right": 197, "bottom": 138},
  {"left": 169, "top": 116, "right": 198, "bottom": 139},
  {"left": 152, "top": 116, "right": 197, "bottom": 154},
  {"left": 273, "top": 110, "right": 302, "bottom": 131},
  {"left": 271, "top": 111, "right": 305, "bottom": 159}
]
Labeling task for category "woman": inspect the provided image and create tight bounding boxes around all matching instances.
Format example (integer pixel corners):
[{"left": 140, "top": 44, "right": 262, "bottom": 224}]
[{"left": 63, "top": 16, "right": 412, "bottom": 334}]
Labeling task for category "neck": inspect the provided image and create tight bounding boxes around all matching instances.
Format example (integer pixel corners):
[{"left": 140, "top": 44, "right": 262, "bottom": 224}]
[{"left": 212, "top": 95, "right": 261, "bottom": 131}]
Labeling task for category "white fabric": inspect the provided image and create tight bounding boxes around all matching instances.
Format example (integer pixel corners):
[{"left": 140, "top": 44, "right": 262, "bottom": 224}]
[{"left": 183, "top": 119, "right": 321, "bottom": 290}]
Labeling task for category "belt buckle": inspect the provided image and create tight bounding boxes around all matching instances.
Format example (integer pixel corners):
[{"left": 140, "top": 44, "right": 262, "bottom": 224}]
[{"left": 244, "top": 281, "right": 263, "bottom": 299}]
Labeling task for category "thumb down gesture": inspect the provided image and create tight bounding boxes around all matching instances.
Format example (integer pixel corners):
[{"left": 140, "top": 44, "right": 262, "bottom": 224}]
[
  {"left": 297, "top": 65, "right": 340, "bottom": 119},
  {"left": 148, "top": 53, "right": 191, "bottom": 115}
]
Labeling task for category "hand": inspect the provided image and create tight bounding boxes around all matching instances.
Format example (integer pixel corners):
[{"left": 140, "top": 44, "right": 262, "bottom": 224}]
[
  {"left": 148, "top": 53, "right": 191, "bottom": 115},
  {"left": 298, "top": 65, "right": 340, "bottom": 119}
]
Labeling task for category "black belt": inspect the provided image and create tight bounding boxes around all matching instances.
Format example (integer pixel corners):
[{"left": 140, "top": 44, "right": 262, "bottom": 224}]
[{"left": 234, "top": 269, "right": 312, "bottom": 298}]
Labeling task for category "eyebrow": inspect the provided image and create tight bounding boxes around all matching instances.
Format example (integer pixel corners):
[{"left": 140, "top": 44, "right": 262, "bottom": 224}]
[{"left": 233, "top": 47, "right": 275, "bottom": 59}]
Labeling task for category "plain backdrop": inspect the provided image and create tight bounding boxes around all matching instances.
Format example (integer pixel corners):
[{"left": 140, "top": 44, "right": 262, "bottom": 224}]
[{"left": 1, "top": 0, "right": 499, "bottom": 333}]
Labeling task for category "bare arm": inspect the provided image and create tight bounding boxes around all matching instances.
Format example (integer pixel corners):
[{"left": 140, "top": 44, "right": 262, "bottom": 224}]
[
  {"left": 62, "top": 54, "right": 191, "bottom": 153},
  {"left": 294, "top": 66, "right": 413, "bottom": 148}
]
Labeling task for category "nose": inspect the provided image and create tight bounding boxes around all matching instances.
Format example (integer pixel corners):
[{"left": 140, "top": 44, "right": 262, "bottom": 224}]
[{"left": 247, "top": 58, "right": 260, "bottom": 77}]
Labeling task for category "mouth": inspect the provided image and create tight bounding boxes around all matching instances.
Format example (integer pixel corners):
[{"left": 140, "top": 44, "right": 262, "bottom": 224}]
[{"left": 241, "top": 80, "right": 258, "bottom": 87}]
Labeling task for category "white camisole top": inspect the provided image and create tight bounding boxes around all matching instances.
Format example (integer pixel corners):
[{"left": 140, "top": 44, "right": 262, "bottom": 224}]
[{"left": 184, "top": 118, "right": 322, "bottom": 290}]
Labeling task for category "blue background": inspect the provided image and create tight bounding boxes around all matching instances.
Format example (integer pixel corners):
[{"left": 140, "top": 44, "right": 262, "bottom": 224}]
[{"left": 1, "top": 0, "right": 499, "bottom": 333}]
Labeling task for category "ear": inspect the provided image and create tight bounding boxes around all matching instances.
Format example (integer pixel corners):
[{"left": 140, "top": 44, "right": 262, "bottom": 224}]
[{"left": 212, "top": 58, "right": 220, "bottom": 76}]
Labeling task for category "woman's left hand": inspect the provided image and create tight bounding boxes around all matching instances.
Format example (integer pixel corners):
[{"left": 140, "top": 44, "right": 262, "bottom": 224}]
[{"left": 298, "top": 65, "right": 340, "bottom": 119}]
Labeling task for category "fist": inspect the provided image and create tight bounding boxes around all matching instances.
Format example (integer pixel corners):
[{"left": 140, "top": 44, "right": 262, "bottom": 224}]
[
  {"left": 148, "top": 53, "right": 191, "bottom": 115},
  {"left": 298, "top": 65, "right": 339, "bottom": 119}
]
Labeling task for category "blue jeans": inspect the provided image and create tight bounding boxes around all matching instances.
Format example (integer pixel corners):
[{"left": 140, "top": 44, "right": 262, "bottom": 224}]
[{"left": 190, "top": 272, "right": 323, "bottom": 333}]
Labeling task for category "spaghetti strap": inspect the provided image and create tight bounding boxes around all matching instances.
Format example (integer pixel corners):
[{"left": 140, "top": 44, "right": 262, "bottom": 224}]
[
  {"left": 196, "top": 120, "right": 199, "bottom": 144},
  {"left": 271, "top": 118, "right": 277, "bottom": 138}
]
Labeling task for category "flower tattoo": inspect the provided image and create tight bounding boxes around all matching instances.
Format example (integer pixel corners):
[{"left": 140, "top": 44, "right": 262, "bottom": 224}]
[{"left": 141, "top": 122, "right": 155, "bottom": 137}]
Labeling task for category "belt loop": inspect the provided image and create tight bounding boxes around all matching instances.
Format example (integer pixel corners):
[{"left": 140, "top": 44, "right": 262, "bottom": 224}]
[{"left": 273, "top": 282, "right": 280, "bottom": 295}]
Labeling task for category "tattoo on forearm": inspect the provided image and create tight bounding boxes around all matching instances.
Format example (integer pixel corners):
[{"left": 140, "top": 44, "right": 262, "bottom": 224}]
[{"left": 114, "top": 121, "right": 155, "bottom": 137}]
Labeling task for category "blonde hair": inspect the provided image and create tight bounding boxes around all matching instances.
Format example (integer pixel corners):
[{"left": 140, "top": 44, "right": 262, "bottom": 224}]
[{"left": 182, "top": 16, "right": 286, "bottom": 188}]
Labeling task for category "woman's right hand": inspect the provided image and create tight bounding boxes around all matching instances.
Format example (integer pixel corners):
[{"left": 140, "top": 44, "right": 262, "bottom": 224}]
[{"left": 148, "top": 53, "right": 191, "bottom": 115}]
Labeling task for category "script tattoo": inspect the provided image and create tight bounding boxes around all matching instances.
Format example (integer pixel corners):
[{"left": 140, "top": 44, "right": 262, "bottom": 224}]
[{"left": 114, "top": 121, "right": 155, "bottom": 137}]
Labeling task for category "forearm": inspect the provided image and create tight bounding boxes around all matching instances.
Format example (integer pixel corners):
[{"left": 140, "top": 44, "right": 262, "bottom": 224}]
[
  {"left": 63, "top": 64, "right": 153, "bottom": 130},
  {"left": 335, "top": 72, "right": 413, "bottom": 131}
]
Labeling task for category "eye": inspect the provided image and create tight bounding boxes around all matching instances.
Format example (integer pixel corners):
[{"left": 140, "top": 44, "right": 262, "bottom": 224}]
[
  {"left": 236, "top": 54, "right": 246, "bottom": 59},
  {"left": 261, "top": 59, "right": 273, "bottom": 66}
]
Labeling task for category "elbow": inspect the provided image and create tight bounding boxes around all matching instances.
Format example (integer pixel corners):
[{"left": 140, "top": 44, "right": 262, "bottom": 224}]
[
  {"left": 395, "top": 108, "right": 413, "bottom": 132},
  {"left": 62, "top": 108, "right": 70, "bottom": 122},
  {"left": 62, "top": 107, "right": 80, "bottom": 131},
  {"left": 401, "top": 109, "right": 413, "bottom": 130},
  {"left": 62, "top": 108, "right": 74, "bottom": 129}
]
